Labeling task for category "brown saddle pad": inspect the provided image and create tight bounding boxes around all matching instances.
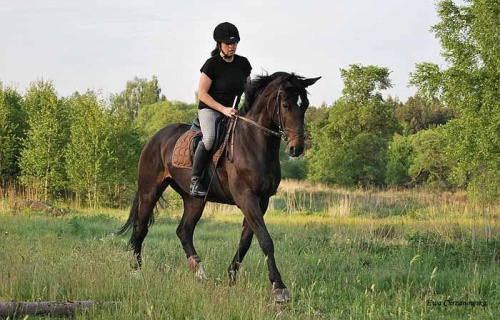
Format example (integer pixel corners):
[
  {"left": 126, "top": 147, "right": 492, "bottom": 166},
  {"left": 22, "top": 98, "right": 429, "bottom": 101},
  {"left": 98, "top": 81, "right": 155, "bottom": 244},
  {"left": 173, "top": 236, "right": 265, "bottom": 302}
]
[{"left": 172, "top": 130, "right": 227, "bottom": 169}]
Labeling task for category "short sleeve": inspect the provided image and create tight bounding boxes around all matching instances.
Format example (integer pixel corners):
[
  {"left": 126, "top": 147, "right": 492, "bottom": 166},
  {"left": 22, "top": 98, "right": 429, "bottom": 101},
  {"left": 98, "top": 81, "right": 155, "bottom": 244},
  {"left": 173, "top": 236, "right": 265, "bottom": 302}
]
[
  {"left": 244, "top": 57, "right": 252, "bottom": 77},
  {"left": 200, "top": 58, "right": 216, "bottom": 80}
]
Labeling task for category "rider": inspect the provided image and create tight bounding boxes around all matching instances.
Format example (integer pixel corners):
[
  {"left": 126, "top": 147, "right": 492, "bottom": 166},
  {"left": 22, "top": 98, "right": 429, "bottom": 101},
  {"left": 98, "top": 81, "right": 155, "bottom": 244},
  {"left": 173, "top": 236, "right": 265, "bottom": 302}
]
[{"left": 190, "top": 22, "right": 252, "bottom": 197}]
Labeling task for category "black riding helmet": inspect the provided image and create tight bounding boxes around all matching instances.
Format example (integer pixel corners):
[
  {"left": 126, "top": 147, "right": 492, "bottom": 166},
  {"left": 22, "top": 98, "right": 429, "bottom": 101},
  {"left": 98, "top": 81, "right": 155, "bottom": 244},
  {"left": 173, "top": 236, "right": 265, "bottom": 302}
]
[{"left": 213, "top": 22, "right": 240, "bottom": 44}]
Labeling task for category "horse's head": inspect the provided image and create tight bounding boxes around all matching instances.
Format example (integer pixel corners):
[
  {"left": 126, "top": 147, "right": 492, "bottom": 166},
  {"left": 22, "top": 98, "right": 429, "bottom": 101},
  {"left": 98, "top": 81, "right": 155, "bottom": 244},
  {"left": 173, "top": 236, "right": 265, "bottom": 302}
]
[
  {"left": 274, "top": 73, "right": 321, "bottom": 157},
  {"left": 241, "top": 72, "right": 321, "bottom": 157}
]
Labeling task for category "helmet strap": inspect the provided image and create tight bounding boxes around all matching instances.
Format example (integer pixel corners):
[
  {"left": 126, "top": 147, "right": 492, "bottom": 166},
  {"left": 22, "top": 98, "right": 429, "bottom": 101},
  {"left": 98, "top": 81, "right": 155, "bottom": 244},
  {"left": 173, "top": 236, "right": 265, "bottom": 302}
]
[{"left": 218, "top": 43, "right": 233, "bottom": 61}]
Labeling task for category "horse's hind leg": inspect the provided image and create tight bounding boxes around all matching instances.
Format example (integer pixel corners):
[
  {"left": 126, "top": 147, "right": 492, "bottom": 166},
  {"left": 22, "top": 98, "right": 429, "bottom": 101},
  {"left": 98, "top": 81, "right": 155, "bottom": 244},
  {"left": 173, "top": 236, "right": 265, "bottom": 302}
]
[
  {"left": 175, "top": 191, "right": 207, "bottom": 279},
  {"left": 227, "top": 198, "right": 269, "bottom": 285},
  {"left": 131, "top": 178, "right": 169, "bottom": 269},
  {"left": 227, "top": 218, "right": 253, "bottom": 285}
]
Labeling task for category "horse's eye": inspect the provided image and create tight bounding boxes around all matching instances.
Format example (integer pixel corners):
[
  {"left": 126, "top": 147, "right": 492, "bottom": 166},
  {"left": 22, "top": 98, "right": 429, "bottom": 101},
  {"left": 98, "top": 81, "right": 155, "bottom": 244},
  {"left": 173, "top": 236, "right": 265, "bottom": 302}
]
[{"left": 282, "top": 102, "right": 290, "bottom": 109}]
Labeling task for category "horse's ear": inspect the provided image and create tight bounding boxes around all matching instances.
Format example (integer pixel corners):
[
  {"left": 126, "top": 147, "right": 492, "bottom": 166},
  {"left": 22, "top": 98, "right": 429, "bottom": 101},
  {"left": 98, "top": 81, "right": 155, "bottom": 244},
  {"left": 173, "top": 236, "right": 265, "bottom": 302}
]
[{"left": 300, "top": 77, "right": 321, "bottom": 88}]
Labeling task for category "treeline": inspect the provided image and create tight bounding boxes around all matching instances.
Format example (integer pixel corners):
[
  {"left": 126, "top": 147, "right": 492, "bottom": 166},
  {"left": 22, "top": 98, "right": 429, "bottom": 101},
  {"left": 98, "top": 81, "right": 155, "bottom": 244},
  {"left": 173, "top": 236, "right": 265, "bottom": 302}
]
[
  {"left": 0, "top": 76, "right": 197, "bottom": 207},
  {"left": 305, "top": 65, "right": 456, "bottom": 191},
  {"left": 1, "top": 0, "right": 499, "bottom": 205},
  {"left": 306, "top": 0, "right": 500, "bottom": 202}
]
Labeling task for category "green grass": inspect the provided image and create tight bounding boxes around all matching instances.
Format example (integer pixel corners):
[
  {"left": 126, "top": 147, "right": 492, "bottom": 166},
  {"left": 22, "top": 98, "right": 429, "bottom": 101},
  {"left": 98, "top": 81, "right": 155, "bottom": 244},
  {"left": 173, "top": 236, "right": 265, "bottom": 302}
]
[
  {"left": 0, "top": 211, "right": 498, "bottom": 319},
  {"left": 0, "top": 185, "right": 499, "bottom": 319}
]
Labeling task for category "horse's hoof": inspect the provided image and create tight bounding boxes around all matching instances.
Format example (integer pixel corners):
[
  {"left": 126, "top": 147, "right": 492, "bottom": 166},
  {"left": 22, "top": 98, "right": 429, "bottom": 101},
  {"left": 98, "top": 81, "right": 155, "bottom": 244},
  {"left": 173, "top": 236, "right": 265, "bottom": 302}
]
[
  {"left": 272, "top": 284, "right": 291, "bottom": 303},
  {"left": 196, "top": 262, "right": 208, "bottom": 280},
  {"left": 188, "top": 255, "right": 208, "bottom": 280},
  {"left": 228, "top": 270, "right": 237, "bottom": 286}
]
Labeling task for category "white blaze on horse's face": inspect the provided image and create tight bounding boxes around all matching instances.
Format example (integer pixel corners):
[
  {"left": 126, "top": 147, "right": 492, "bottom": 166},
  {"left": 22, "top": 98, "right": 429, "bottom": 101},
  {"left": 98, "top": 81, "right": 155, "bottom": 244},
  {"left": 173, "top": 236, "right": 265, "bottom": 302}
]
[{"left": 281, "top": 91, "right": 306, "bottom": 158}]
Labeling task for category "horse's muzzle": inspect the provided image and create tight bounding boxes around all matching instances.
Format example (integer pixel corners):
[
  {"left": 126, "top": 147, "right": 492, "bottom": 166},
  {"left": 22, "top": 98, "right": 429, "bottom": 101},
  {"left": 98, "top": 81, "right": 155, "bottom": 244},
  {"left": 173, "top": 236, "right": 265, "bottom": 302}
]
[{"left": 287, "top": 144, "right": 304, "bottom": 157}]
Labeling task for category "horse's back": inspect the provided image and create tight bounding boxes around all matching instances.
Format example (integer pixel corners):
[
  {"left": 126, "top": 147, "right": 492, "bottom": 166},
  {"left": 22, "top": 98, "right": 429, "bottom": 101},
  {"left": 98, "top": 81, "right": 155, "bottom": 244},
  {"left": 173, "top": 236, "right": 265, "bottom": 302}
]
[
  {"left": 145, "top": 123, "right": 190, "bottom": 151},
  {"left": 139, "top": 123, "right": 191, "bottom": 173}
]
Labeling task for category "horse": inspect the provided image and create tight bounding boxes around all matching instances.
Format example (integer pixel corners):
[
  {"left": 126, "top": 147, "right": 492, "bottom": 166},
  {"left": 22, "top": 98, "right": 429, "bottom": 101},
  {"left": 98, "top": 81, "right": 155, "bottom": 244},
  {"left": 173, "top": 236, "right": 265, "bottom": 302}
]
[{"left": 116, "top": 72, "right": 320, "bottom": 303}]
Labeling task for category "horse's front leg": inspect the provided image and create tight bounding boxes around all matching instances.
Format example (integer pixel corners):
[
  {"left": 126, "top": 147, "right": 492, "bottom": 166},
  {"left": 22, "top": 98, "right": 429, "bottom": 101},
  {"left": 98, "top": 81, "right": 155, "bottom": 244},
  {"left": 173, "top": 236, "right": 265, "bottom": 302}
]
[
  {"left": 233, "top": 192, "right": 290, "bottom": 303},
  {"left": 228, "top": 198, "right": 269, "bottom": 285}
]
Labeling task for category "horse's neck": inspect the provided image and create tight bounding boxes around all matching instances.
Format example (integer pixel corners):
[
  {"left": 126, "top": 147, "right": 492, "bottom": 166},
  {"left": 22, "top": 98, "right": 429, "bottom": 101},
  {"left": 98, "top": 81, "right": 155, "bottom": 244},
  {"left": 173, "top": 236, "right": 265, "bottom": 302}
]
[
  {"left": 244, "top": 93, "right": 277, "bottom": 131},
  {"left": 236, "top": 95, "right": 281, "bottom": 162}
]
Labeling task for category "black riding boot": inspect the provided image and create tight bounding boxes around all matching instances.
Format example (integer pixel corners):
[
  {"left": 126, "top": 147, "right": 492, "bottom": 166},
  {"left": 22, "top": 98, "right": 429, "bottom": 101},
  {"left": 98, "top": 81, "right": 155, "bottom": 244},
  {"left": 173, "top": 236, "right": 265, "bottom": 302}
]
[{"left": 190, "top": 141, "right": 210, "bottom": 197}]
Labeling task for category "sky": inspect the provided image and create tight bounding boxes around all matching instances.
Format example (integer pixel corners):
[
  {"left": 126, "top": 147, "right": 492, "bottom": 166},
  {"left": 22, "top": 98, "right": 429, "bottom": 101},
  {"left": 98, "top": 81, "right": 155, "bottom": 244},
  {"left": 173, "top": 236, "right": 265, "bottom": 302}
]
[{"left": 0, "top": 0, "right": 444, "bottom": 107}]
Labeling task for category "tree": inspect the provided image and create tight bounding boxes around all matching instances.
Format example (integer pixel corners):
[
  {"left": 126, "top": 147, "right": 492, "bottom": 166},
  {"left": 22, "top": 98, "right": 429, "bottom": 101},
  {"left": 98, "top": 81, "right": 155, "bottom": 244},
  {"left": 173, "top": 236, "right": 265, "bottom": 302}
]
[
  {"left": 65, "top": 92, "right": 112, "bottom": 206},
  {"left": 0, "top": 85, "right": 15, "bottom": 182},
  {"left": 0, "top": 85, "right": 26, "bottom": 182},
  {"left": 65, "top": 91, "right": 142, "bottom": 207},
  {"left": 395, "top": 95, "right": 455, "bottom": 135},
  {"left": 385, "top": 134, "right": 413, "bottom": 187},
  {"left": 111, "top": 76, "right": 162, "bottom": 120},
  {"left": 19, "top": 80, "right": 69, "bottom": 200},
  {"left": 307, "top": 64, "right": 400, "bottom": 187},
  {"left": 106, "top": 109, "right": 142, "bottom": 207},
  {"left": 134, "top": 100, "right": 197, "bottom": 142},
  {"left": 410, "top": 0, "right": 500, "bottom": 200},
  {"left": 408, "top": 127, "right": 452, "bottom": 189}
]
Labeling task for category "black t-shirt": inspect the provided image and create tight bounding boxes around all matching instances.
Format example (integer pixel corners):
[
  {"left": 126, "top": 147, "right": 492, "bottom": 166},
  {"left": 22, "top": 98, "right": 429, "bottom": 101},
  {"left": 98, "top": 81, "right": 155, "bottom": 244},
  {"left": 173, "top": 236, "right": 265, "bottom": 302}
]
[{"left": 198, "top": 54, "right": 252, "bottom": 110}]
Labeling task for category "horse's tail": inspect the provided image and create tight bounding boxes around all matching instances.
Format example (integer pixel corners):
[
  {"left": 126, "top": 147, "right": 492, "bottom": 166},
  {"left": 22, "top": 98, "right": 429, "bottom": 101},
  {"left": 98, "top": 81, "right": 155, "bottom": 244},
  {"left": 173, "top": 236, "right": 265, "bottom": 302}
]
[{"left": 114, "top": 194, "right": 139, "bottom": 238}]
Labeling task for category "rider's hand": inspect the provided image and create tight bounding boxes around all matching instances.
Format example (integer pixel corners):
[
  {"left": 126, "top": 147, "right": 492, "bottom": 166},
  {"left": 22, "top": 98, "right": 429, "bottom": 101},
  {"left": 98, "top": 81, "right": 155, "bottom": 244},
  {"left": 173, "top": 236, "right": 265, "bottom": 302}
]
[{"left": 222, "top": 107, "right": 237, "bottom": 119}]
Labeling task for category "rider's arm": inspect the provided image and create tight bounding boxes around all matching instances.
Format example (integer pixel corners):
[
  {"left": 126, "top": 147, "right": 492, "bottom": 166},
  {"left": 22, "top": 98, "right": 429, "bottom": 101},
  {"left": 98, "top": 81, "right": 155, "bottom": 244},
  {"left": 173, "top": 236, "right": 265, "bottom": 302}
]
[{"left": 198, "top": 73, "right": 236, "bottom": 118}]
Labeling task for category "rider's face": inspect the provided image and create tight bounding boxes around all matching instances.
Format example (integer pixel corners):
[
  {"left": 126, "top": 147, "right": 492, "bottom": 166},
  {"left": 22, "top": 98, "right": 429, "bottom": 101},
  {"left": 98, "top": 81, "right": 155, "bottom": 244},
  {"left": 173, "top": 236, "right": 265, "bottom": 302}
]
[{"left": 221, "top": 42, "right": 238, "bottom": 56}]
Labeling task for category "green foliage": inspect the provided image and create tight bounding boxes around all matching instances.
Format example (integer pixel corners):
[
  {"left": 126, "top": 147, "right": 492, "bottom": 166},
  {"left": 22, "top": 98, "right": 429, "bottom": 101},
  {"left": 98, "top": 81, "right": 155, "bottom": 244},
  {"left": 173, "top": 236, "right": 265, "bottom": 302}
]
[
  {"left": 0, "top": 85, "right": 26, "bottom": 182},
  {"left": 105, "top": 110, "right": 143, "bottom": 206},
  {"left": 67, "top": 90, "right": 142, "bottom": 207},
  {"left": 0, "top": 85, "right": 16, "bottom": 181},
  {"left": 395, "top": 95, "right": 455, "bottom": 135},
  {"left": 134, "top": 100, "right": 197, "bottom": 141},
  {"left": 340, "top": 64, "right": 392, "bottom": 102},
  {"left": 409, "top": 63, "right": 443, "bottom": 99},
  {"left": 385, "top": 134, "right": 413, "bottom": 187},
  {"left": 410, "top": 0, "right": 500, "bottom": 200},
  {"left": 408, "top": 127, "right": 452, "bottom": 189},
  {"left": 307, "top": 64, "right": 400, "bottom": 187},
  {"left": 65, "top": 92, "right": 115, "bottom": 206},
  {"left": 19, "top": 80, "right": 69, "bottom": 200},
  {"left": 305, "top": 104, "right": 330, "bottom": 131},
  {"left": 111, "top": 76, "right": 162, "bottom": 120},
  {"left": 279, "top": 144, "right": 308, "bottom": 180}
]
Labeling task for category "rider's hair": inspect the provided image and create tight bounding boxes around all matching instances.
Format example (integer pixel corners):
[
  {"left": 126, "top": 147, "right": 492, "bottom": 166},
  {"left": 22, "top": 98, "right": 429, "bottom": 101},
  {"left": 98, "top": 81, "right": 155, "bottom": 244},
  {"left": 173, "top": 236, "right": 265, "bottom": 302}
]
[{"left": 211, "top": 43, "right": 220, "bottom": 57}]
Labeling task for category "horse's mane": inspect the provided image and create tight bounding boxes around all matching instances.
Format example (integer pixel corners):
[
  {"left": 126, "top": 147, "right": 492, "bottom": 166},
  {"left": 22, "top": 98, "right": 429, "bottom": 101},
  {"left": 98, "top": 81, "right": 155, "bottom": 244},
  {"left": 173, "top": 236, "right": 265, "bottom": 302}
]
[{"left": 240, "top": 72, "right": 308, "bottom": 115}]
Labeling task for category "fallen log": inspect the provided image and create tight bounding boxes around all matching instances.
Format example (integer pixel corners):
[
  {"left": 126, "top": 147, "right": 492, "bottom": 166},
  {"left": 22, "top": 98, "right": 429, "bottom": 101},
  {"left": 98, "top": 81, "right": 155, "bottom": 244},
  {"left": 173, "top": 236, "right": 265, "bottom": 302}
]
[{"left": 0, "top": 300, "right": 114, "bottom": 317}]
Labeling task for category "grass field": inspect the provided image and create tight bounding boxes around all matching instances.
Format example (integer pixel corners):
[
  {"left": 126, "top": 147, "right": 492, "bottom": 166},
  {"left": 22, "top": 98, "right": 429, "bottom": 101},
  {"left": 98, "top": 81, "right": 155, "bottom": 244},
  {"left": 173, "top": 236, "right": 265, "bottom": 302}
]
[{"left": 0, "top": 182, "right": 498, "bottom": 319}]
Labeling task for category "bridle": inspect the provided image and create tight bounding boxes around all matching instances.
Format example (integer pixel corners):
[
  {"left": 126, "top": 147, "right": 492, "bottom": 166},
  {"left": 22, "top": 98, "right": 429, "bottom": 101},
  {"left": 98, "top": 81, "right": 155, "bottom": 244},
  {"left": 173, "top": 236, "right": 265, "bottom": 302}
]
[
  {"left": 271, "top": 86, "right": 305, "bottom": 142},
  {"left": 235, "top": 86, "right": 306, "bottom": 142}
]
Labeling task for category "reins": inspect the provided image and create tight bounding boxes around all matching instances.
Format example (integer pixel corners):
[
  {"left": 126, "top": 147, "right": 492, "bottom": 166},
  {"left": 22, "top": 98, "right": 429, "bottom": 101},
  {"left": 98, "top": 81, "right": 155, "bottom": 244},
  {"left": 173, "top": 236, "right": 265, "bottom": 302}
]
[
  {"left": 226, "top": 84, "right": 306, "bottom": 162},
  {"left": 234, "top": 85, "right": 305, "bottom": 141},
  {"left": 233, "top": 115, "right": 282, "bottom": 138}
]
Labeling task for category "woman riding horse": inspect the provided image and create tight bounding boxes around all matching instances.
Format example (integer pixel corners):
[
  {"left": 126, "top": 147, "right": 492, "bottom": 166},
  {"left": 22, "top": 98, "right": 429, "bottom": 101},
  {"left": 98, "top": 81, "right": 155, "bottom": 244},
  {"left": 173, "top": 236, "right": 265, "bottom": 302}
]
[
  {"left": 116, "top": 55, "right": 320, "bottom": 303},
  {"left": 191, "top": 22, "right": 252, "bottom": 197}
]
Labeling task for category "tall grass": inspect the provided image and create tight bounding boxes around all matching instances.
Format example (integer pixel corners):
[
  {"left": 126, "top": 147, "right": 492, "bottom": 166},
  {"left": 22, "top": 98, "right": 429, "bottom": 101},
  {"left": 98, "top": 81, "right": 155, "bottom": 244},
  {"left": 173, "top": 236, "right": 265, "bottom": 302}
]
[{"left": 1, "top": 180, "right": 498, "bottom": 319}]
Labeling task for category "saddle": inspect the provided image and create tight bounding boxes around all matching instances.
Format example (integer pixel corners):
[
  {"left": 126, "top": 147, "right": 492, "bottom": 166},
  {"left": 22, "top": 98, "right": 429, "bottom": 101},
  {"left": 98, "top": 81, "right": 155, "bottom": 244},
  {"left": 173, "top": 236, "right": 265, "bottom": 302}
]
[{"left": 172, "top": 117, "right": 233, "bottom": 169}]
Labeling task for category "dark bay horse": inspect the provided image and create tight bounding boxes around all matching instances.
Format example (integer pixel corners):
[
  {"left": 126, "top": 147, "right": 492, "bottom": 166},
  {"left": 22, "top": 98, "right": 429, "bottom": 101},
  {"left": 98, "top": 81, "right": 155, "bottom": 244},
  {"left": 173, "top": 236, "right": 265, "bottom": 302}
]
[{"left": 116, "top": 72, "right": 320, "bottom": 303}]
